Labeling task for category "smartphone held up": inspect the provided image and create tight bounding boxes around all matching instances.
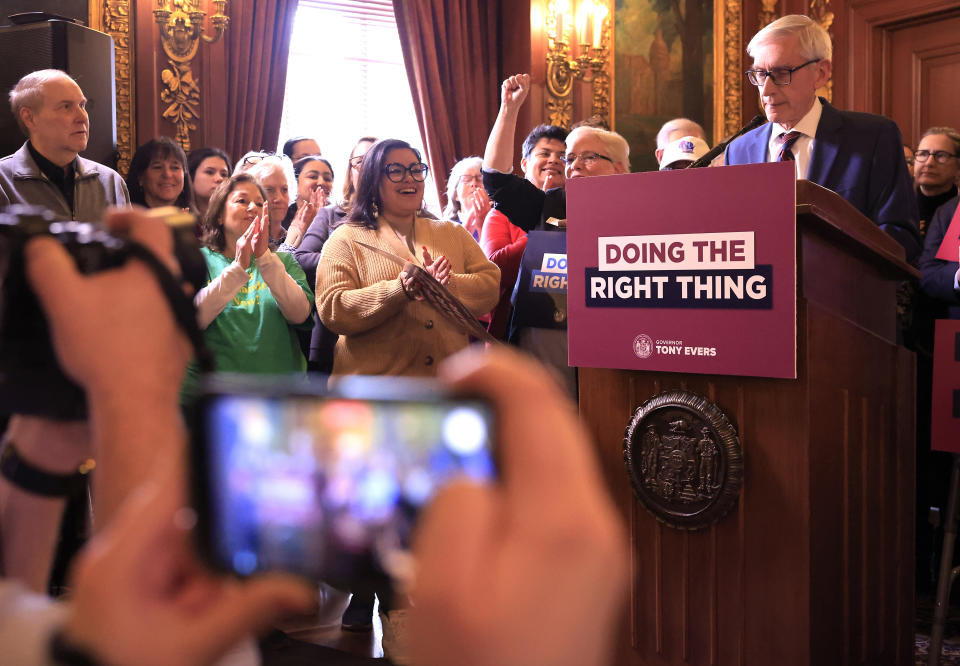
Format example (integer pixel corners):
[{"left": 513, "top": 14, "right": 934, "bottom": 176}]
[{"left": 190, "top": 374, "right": 496, "bottom": 589}]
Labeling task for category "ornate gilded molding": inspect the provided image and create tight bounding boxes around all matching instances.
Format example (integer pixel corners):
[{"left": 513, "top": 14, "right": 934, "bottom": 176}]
[
  {"left": 809, "top": 0, "right": 834, "bottom": 102},
  {"left": 758, "top": 0, "right": 779, "bottom": 29},
  {"left": 589, "top": 23, "right": 612, "bottom": 123},
  {"left": 544, "top": 0, "right": 613, "bottom": 129},
  {"left": 160, "top": 61, "right": 200, "bottom": 150},
  {"left": 546, "top": 96, "right": 573, "bottom": 128},
  {"left": 88, "top": 0, "right": 135, "bottom": 176},
  {"left": 715, "top": 0, "right": 742, "bottom": 142},
  {"left": 153, "top": 1, "right": 230, "bottom": 152}
]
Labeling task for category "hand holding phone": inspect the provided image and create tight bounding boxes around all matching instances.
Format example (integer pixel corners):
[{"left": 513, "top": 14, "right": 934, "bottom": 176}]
[{"left": 191, "top": 374, "right": 496, "bottom": 589}]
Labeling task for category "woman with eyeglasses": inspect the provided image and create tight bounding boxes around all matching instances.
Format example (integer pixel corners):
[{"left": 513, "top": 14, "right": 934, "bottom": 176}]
[
  {"left": 314, "top": 139, "right": 498, "bottom": 640},
  {"left": 913, "top": 127, "right": 960, "bottom": 231},
  {"left": 233, "top": 150, "right": 274, "bottom": 174},
  {"left": 442, "top": 156, "right": 490, "bottom": 241},
  {"left": 315, "top": 138, "right": 499, "bottom": 377},
  {"left": 482, "top": 73, "right": 629, "bottom": 396},
  {"left": 183, "top": 172, "right": 313, "bottom": 397},
  {"left": 292, "top": 137, "right": 377, "bottom": 375},
  {"left": 294, "top": 137, "right": 377, "bottom": 264}
]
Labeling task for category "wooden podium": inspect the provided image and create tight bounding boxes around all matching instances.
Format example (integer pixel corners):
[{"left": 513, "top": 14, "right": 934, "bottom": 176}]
[{"left": 578, "top": 181, "right": 919, "bottom": 666}]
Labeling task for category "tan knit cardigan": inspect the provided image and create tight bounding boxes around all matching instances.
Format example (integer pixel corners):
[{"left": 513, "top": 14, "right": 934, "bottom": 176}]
[{"left": 316, "top": 216, "right": 500, "bottom": 376}]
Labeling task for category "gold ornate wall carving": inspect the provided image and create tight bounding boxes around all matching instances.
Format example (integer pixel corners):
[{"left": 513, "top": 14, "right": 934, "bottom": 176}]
[
  {"left": 153, "top": 1, "right": 229, "bottom": 152},
  {"left": 809, "top": 0, "right": 834, "bottom": 102},
  {"left": 159, "top": 60, "right": 200, "bottom": 150},
  {"left": 715, "top": 0, "right": 743, "bottom": 141},
  {"left": 758, "top": 0, "right": 779, "bottom": 28},
  {"left": 88, "top": 0, "right": 135, "bottom": 176},
  {"left": 589, "top": 24, "right": 612, "bottom": 123}
]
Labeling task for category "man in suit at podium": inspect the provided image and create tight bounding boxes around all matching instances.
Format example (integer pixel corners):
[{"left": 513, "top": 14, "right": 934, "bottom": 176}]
[{"left": 725, "top": 15, "right": 920, "bottom": 260}]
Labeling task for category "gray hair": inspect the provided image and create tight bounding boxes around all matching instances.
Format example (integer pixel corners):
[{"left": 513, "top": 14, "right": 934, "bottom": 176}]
[
  {"left": 921, "top": 126, "right": 960, "bottom": 154},
  {"left": 656, "top": 118, "right": 706, "bottom": 150},
  {"left": 747, "top": 14, "right": 832, "bottom": 62},
  {"left": 8, "top": 69, "right": 75, "bottom": 135},
  {"left": 443, "top": 156, "right": 482, "bottom": 220},
  {"left": 566, "top": 126, "right": 631, "bottom": 172},
  {"left": 246, "top": 154, "right": 297, "bottom": 198}
]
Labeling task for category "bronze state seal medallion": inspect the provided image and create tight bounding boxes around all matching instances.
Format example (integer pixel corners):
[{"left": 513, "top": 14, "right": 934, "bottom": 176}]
[{"left": 623, "top": 391, "right": 743, "bottom": 530}]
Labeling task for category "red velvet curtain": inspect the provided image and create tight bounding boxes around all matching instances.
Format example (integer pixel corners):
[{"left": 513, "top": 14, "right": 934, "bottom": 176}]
[
  {"left": 393, "top": 0, "right": 501, "bottom": 207},
  {"left": 224, "top": 0, "right": 299, "bottom": 159}
]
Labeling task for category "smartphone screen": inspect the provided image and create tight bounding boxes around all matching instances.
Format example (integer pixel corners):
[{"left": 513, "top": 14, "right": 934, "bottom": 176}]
[{"left": 194, "top": 389, "right": 495, "bottom": 584}]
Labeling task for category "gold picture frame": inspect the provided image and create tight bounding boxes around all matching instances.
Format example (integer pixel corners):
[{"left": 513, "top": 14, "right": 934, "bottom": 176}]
[
  {"left": 88, "top": 0, "right": 135, "bottom": 176},
  {"left": 715, "top": 0, "right": 743, "bottom": 143},
  {"left": 612, "top": 0, "right": 743, "bottom": 171}
]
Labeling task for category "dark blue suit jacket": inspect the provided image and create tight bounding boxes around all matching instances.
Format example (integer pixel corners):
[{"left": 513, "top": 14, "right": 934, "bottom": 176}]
[
  {"left": 919, "top": 195, "right": 960, "bottom": 319},
  {"left": 725, "top": 99, "right": 921, "bottom": 260}
]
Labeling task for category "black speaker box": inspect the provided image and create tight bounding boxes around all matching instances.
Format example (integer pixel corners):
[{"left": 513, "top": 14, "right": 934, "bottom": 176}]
[
  {"left": 2, "top": 2, "right": 89, "bottom": 24},
  {"left": 0, "top": 20, "right": 116, "bottom": 169}
]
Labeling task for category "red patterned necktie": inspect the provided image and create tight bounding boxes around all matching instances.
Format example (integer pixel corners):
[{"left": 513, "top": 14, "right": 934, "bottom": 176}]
[{"left": 777, "top": 130, "right": 803, "bottom": 162}]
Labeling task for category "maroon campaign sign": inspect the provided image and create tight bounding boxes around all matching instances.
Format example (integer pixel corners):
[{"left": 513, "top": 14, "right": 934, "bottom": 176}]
[
  {"left": 567, "top": 161, "right": 797, "bottom": 378},
  {"left": 932, "top": 319, "right": 960, "bottom": 453}
]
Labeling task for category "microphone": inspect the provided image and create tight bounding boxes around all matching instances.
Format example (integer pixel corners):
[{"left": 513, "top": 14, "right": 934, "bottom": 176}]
[{"left": 685, "top": 114, "right": 766, "bottom": 169}]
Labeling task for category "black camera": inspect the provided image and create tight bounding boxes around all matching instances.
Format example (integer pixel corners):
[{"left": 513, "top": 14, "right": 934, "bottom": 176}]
[
  {"left": 0, "top": 205, "right": 129, "bottom": 420},
  {"left": 0, "top": 204, "right": 207, "bottom": 420}
]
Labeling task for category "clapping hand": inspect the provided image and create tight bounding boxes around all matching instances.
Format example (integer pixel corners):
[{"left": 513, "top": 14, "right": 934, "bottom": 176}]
[
  {"left": 252, "top": 214, "right": 269, "bottom": 258},
  {"left": 314, "top": 184, "right": 330, "bottom": 209},
  {"left": 286, "top": 190, "right": 322, "bottom": 248},
  {"left": 422, "top": 247, "right": 451, "bottom": 285},
  {"left": 462, "top": 188, "right": 491, "bottom": 238},
  {"left": 234, "top": 218, "right": 255, "bottom": 270}
]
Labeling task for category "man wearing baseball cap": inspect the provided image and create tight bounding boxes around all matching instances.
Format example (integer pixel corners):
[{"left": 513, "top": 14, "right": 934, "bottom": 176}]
[{"left": 659, "top": 135, "right": 710, "bottom": 170}]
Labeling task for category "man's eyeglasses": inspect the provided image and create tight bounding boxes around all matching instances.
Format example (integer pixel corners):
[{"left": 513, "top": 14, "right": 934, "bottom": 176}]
[
  {"left": 459, "top": 174, "right": 482, "bottom": 185},
  {"left": 384, "top": 162, "right": 429, "bottom": 182},
  {"left": 349, "top": 155, "right": 364, "bottom": 168},
  {"left": 914, "top": 150, "right": 959, "bottom": 164},
  {"left": 563, "top": 151, "right": 613, "bottom": 167},
  {"left": 745, "top": 59, "right": 820, "bottom": 86}
]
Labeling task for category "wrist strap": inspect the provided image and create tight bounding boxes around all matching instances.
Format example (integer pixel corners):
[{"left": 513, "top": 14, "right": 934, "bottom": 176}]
[
  {"left": 49, "top": 628, "right": 100, "bottom": 666},
  {"left": 0, "top": 442, "right": 91, "bottom": 497},
  {"left": 123, "top": 240, "right": 214, "bottom": 373}
]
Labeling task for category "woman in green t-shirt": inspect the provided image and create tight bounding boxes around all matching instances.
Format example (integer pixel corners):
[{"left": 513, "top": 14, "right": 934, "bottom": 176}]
[{"left": 192, "top": 173, "right": 314, "bottom": 377}]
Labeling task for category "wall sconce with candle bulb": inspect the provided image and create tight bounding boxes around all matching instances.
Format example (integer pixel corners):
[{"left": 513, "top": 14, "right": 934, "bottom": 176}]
[
  {"left": 545, "top": 0, "right": 611, "bottom": 128},
  {"left": 153, "top": 0, "right": 229, "bottom": 151}
]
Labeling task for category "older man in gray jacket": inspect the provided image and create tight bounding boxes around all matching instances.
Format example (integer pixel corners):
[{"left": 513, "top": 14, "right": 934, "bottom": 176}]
[{"left": 0, "top": 69, "right": 128, "bottom": 220}]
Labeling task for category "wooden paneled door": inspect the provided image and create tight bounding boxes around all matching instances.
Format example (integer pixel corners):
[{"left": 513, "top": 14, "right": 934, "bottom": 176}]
[{"left": 846, "top": 0, "right": 960, "bottom": 148}]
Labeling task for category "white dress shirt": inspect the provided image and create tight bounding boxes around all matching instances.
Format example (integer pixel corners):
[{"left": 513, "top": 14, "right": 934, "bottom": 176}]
[{"left": 766, "top": 98, "right": 823, "bottom": 179}]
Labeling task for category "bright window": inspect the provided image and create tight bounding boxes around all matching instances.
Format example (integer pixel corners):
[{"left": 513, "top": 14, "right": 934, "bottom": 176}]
[{"left": 278, "top": 0, "right": 439, "bottom": 213}]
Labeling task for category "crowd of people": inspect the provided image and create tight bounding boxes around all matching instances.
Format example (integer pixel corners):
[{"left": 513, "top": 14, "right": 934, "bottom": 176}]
[{"left": 0, "top": 11, "right": 958, "bottom": 666}]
